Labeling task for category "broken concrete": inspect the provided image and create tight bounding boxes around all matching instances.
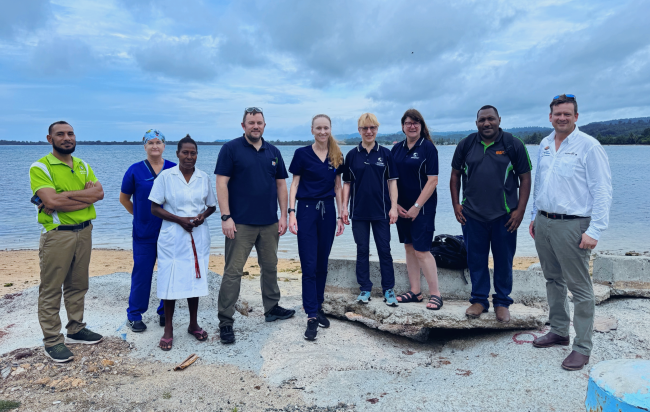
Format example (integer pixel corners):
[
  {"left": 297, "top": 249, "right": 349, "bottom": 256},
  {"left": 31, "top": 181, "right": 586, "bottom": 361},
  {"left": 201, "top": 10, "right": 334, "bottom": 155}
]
[{"left": 593, "top": 254, "right": 650, "bottom": 297}]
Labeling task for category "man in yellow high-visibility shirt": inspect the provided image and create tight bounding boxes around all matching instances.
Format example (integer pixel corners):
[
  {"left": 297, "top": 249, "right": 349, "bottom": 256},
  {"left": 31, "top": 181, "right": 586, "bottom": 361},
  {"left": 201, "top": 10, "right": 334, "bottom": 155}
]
[{"left": 29, "top": 121, "right": 105, "bottom": 363}]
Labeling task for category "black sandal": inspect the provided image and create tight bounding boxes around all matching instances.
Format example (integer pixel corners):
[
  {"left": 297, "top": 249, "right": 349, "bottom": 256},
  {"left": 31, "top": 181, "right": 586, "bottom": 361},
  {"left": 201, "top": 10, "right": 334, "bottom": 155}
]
[
  {"left": 427, "top": 295, "right": 443, "bottom": 311},
  {"left": 396, "top": 291, "right": 422, "bottom": 303}
]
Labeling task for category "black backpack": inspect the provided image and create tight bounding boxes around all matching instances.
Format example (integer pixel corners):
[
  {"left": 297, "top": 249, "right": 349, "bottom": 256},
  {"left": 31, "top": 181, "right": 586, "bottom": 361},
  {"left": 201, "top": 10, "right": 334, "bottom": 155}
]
[{"left": 430, "top": 234, "right": 468, "bottom": 270}]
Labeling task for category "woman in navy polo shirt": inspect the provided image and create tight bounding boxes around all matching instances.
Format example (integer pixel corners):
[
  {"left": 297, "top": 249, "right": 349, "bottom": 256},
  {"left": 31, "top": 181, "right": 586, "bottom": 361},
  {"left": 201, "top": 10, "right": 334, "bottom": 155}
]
[
  {"left": 342, "top": 113, "right": 399, "bottom": 307},
  {"left": 391, "top": 109, "right": 442, "bottom": 310},
  {"left": 288, "top": 114, "right": 345, "bottom": 341},
  {"left": 120, "top": 129, "right": 176, "bottom": 332}
]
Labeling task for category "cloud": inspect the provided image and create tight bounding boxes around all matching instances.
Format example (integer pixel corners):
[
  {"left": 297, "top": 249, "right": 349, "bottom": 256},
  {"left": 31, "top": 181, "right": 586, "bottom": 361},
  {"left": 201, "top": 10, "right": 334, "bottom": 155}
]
[
  {"left": 0, "top": 0, "right": 51, "bottom": 39},
  {"left": 28, "top": 36, "right": 98, "bottom": 77}
]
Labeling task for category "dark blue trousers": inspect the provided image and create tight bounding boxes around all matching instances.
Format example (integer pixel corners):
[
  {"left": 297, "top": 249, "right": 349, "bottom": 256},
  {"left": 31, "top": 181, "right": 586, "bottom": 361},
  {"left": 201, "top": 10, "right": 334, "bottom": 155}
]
[
  {"left": 352, "top": 219, "right": 395, "bottom": 292},
  {"left": 127, "top": 241, "right": 164, "bottom": 321},
  {"left": 297, "top": 199, "right": 337, "bottom": 318},
  {"left": 461, "top": 213, "right": 516, "bottom": 309}
]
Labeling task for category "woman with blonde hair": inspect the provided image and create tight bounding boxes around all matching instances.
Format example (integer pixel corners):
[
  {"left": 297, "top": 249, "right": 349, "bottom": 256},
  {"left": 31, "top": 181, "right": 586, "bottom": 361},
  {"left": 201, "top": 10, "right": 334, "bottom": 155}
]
[
  {"left": 341, "top": 113, "right": 400, "bottom": 307},
  {"left": 288, "top": 114, "right": 345, "bottom": 341}
]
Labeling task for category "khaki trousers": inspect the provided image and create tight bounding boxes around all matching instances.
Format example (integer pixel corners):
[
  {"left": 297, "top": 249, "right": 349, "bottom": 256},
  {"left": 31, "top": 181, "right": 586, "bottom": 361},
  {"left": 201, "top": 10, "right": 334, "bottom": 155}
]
[
  {"left": 534, "top": 214, "right": 594, "bottom": 356},
  {"left": 38, "top": 224, "right": 92, "bottom": 347},
  {"left": 218, "top": 223, "right": 281, "bottom": 327}
]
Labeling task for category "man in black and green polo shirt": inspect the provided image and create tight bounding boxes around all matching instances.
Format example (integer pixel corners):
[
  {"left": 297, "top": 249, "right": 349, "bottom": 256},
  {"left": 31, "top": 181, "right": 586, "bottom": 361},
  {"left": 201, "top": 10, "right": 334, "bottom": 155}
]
[
  {"left": 29, "top": 121, "right": 105, "bottom": 362},
  {"left": 450, "top": 105, "right": 532, "bottom": 323}
]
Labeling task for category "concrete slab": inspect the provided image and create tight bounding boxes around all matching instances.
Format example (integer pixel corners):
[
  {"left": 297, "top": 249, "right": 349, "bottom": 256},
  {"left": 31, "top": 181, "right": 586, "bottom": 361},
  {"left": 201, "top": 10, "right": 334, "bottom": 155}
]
[
  {"left": 594, "top": 254, "right": 650, "bottom": 298},
  {"left": 586, "top": 359, "right": 650, "bottom": 411},
  {"left": 322, "top": 293, "right": 548, "bottom": 341}
]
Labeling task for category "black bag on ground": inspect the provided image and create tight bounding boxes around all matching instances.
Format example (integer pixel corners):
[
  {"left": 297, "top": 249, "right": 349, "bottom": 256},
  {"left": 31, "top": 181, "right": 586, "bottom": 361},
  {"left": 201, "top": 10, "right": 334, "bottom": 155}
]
[{"left": 430, "top": 234, "right": 468, "bottom": 270}]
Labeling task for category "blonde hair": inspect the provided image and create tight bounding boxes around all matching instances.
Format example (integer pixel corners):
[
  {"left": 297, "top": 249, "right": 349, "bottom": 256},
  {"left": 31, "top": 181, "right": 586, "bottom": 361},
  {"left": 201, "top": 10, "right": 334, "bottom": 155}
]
[
  {"left": 312, "top": 114, "right": 343, "bottom": 168},
  {"left": 357, "top": 113, "right": 380, "bottom": 128}
]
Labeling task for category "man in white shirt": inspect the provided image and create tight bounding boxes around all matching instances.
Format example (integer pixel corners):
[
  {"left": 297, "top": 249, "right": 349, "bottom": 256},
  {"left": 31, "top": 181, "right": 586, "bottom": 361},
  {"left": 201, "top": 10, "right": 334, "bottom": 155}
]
[{"left": 528, "top": 94, "right": 612, "bottom": 371}]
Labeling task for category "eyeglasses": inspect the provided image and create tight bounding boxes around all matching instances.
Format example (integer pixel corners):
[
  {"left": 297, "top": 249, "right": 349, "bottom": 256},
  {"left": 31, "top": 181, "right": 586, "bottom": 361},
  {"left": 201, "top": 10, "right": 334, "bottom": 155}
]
[
  {"left": 359, "top": 126, "right": 377, "bottom": 132},
  {"left": 553, "top": 94, "right": 576, "bottom": 100},
  {"left": 245, "top": 107, "right": 263, "bottom": 114},
  {"left": 404, "top": 122, "right": 420, "bottom": 128}
]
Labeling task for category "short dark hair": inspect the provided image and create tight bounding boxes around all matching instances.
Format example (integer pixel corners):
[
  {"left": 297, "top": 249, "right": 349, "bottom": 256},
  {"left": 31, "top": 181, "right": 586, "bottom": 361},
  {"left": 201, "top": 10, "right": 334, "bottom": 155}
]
[
  {"left": 242, "top": 110, "right": 265, "bottom": 123},
  {"left": 476, "top": 105, "right": 499, "bottom": 119},
  {"left": 177, "top": 134, "right": 197, "bottom": 152},
  {"left": 550, "top": 95, "right": 578, "bottom": 114},
  {"left": 48, "top": 121, "right": 71, "bottom": 135}
]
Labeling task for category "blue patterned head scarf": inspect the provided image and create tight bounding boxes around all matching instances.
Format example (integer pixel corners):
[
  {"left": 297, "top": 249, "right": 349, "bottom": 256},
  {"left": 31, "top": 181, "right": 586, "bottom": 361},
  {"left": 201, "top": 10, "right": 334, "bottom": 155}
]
[{"left": 143, "top": 129, "right": 165, "bottom": 144}]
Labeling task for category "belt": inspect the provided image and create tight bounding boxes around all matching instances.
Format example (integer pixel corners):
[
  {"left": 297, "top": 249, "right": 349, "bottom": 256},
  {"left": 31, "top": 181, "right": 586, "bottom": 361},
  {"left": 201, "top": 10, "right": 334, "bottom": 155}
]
[
  {"left": 56, "top": 221, "right": 91, "bottom": 231},
  {"left": 540, "top": 211, "right": 583, "bottom": 220}
]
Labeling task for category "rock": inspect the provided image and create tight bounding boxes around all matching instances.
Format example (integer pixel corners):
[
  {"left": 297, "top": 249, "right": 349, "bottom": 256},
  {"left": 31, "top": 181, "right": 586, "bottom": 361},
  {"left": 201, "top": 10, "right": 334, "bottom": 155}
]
[
  {"left": 87, "top": 365, "right": 98, "bottom": 372},
  {"left": 12, "top": 367, "right": 25, "bottom": 376},
  {"left": 1, "top": 366, "right": 11, "bottom": 379},
  {"left": 323, "top": 294, "right": 548, "bottom": 340},
  {"left": 35, "top": 377, "right": 51, "bottom": 385},
  {"left": 19, "top": 363, "right": 30, "bottom": 370},
  {"left": 101, "top": 359, "right": 114, "bottom": 367},
  {"left": 235, "top": 300, "right": 250, "bottom": 317},
  {"left": 594, "top": 316, "right": 618, "bottom": 332},
  {"left": 71, "top": 378, "right": 84, "bottom": 387}
]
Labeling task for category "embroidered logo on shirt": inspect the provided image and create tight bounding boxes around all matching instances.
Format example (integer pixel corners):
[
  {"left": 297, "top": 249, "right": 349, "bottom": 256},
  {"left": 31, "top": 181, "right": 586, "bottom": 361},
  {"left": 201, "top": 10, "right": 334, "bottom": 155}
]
[
  {"left": 496, "top": 151, "right": 505, "bottom": 155},
  {"left": 412, "top": 152, "right": 419, "bottom": 159}
]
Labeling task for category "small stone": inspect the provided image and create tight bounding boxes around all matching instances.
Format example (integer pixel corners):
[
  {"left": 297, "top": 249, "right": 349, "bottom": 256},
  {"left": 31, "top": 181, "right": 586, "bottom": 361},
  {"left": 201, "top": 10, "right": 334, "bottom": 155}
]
[
  {"left": 35, "top": 377, "right": 51, "bottom": 385},
  {"left": 20, "top": 363, "right": 31, "bottom": 370},
  {"left": 13, "top": 367, "right": 25, "bottom": 375},
  {"left": 87, "top": 366, "right": 98, "bottom": 372},
  {"left": 1, "top": 367, "right": 11, "bottom": 379},
  {"left": 53, "top": 400, "right": 61, "bottom": 404},
  {"left": 101, "top": 360, "right": 114, "bottom": 367}
]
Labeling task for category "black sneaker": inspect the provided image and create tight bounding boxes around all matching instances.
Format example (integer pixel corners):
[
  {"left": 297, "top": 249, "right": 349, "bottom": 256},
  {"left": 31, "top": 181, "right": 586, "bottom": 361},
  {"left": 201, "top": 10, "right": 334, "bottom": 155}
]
[
  {"left": 264, "top": 305, "right": 296, "bottom": 322},
  {"left": 65, "top": 328, "right": 103, "bottom": 345},
  {"left": 317, "top": 309, "right": 330, "bottom": 328},
  {"left": 44, "top": 343, "right": 74, "bottom": 363},
  {"left": 304, "top": 318, "right": 318, "bottom": 341},
  {"left": 127, "top": 320, "right": 147, "bottom": 333},
  {"left": 159, "top": 315, "right": 165, "bottom": 327},
  {"left": 219, "top": 326, "right": 235, "bottom": 344}
]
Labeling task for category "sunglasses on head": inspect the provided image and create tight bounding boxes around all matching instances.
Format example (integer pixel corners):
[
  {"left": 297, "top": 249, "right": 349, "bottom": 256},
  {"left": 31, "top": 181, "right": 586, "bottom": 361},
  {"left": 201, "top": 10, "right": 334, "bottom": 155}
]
[
  {"left": 553, "top": 94, "right": 576, "bottom": 100},
  {"left": 245, "top": 107, "right": 263, "bottom": 114}
]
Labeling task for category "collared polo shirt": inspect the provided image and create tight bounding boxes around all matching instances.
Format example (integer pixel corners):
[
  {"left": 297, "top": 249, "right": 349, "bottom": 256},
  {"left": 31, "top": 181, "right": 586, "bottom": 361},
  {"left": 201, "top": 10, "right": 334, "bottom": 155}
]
[
  {"left": 121, "top": 159, "right": 176, "bottom": 243},
  {"left": 343, "top": 141, "right": 398, "bottom": 220},
  {"left": 391, "top": 137, "right": 439, "bottom": 216},
  {"left": 289, "top": 145, "right": 344, "bottom": 200},
  {"left": 214, "top": 135, "right": 289, "bottom": 225},
  {"left": 451, "top": 130, "right": 532, "bottom": 222},
  {"left": 29, "top": 153, "right": 99, "bottom": 232}
]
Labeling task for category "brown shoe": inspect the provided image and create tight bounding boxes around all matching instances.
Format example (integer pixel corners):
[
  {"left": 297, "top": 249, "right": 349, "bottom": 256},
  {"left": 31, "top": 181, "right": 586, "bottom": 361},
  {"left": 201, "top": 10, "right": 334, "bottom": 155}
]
[
  {"left": 532, "top": 332, "right": 570, "bottom": 348},
  {"left": 465, "top": 303, "right": 488, "bottom": 319},
  {"left": 561, "top": 350, "right": 589, "bottom": 371},
  {"left": 495, "top": 306, "right": 510, "bottom": 323}
]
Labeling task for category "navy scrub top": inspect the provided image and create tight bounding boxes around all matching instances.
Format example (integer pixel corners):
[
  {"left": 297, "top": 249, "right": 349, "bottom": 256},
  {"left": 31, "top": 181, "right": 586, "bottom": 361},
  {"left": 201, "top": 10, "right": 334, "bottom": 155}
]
[
  {"left": 121, "top": 159, "right": 176, "bottom": 243},
  {"left": 289, "top": 145, "right": 343, "bottom": 200},
  {"left": 391, "top": 137, "right": 439, "bottom": 216},
  {"left": 214, "top": 135, "right": 289, "bottom": 225},
  {"left": 343, "top": 141, "right": 398, "bottom": 220}
]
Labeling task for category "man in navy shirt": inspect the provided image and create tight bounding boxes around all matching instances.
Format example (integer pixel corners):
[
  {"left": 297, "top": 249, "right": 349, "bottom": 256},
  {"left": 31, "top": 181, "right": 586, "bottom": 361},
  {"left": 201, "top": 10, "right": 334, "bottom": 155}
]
[
  {"left": 450, "top": 105, "right": 532, "bottom": 323},
  {"left": 215, "top": 107, "right": 295, "bottom": 344}
]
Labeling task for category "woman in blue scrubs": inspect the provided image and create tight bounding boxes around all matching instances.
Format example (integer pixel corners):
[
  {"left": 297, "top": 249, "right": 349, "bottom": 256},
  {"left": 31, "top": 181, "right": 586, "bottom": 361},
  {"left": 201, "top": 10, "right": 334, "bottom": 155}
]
[
  {"left": 391, "top": 109, "right": 442, "bottom": 310},
  {"left": 119, "top": 129, "right": 176, "bottom": 332},
  {"left": 288, "top": 114, "right": 345, "bottom": 341},
  {"left": 342, "top": 113, "right": 400, "bottom": 307}
]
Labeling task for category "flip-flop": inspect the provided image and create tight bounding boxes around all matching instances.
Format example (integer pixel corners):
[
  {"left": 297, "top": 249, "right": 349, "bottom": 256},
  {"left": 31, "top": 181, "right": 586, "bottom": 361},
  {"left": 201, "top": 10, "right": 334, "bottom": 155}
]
[
  {"left": 187, "top": 328, "right": 208, "bottom": 341},
  {"left": 159, "top": 337, "right": 173, "bottom": 351}
]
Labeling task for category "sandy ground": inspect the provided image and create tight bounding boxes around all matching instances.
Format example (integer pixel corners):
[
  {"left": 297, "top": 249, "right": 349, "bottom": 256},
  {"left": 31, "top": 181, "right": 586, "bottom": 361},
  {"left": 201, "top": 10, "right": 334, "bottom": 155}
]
[{"left": 0, "top": 250, "right": 536, "bottom": 295}]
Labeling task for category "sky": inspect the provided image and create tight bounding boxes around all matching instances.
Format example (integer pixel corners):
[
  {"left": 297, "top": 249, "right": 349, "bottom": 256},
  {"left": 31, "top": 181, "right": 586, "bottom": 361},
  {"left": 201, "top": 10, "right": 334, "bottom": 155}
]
[{"left": 1, "top": 0, "right": 649, "bottom": 142}]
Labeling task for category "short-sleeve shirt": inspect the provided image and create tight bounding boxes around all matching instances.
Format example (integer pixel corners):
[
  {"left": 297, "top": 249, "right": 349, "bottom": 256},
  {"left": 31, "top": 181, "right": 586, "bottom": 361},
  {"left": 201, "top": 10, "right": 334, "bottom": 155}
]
[
  {"left": 214, "top": 135, "right": 289, "bottom": 225},
  {"left": 149, "top": 166, "right": 217, "bottom": 216},
  {"left": 343, "top": 141, "right": 399, "bottom": 220},
  {"left": 391, "top": 137, "right": 439, "bottom": 216},
  {"left": 121, "top": 159, "right": 176, "bottom": 243},
  {"left": 29, "top": 153, "right": 99, "bottom": 232},
  {"left": 451, "top": 130, "right": 532, "bottom": 222},
  {"left": 288, "top": 145, "right": 343, "bottom": 200}
]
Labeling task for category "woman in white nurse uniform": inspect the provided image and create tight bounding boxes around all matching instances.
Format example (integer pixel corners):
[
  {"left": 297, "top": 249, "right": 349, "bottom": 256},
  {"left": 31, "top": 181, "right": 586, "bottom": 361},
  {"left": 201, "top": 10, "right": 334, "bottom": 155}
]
[{"left": 149, "top": 135, "right": 217, "bottom": 351}]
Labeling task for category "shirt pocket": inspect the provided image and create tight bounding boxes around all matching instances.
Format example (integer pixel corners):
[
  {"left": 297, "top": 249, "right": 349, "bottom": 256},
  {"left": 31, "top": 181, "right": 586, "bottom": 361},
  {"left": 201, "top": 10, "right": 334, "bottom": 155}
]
[{"left": 555, "top": 156, "right": 578, "bottom": 178}]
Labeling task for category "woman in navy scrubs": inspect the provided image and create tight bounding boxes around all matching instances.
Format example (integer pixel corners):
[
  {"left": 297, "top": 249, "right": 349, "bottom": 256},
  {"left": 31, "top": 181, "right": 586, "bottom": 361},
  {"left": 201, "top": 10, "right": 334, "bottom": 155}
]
[
  {"left": 119, "top": 130, "right": 176, "bottom": 332},
  {"left": 391, "top": 109, "right": 442, "bottom": 310},
  {"left": 342, "top": 113, "right": 400, "bottom": 307},
  {"left": 288, "top": 114, "right": 345, "bottom": 341}
]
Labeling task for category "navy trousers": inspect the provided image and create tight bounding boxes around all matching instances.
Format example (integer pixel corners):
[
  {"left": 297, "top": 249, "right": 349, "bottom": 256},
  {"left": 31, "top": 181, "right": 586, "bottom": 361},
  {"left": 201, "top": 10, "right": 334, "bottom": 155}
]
[
  {"left": 297, "top": 199, "right": 337, "bottom": 318},
  {"left": 461, "top": 213, "right": 516, "bottom": 309},
  {"left": 127, "top": 241, "right": 164, "bottom": 321},
  {"left": 352, "top": 219, "right": 395, "bottom": 292}
]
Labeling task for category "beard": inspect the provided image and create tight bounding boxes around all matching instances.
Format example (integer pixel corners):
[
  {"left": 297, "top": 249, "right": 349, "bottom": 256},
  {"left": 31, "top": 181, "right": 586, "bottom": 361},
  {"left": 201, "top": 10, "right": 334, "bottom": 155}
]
[
  {"left": 245, "top": 132, "right": 262, "bottom": 142},
  {"left": 53, "top": 142, "right": 76, "bottom": 155}
]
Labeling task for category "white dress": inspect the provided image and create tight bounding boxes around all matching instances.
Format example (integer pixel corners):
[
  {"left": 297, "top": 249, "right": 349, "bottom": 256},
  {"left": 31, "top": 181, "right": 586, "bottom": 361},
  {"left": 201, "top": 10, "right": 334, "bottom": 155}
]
[{"left": 148, "top": 166, "right": 216, "bottom": 300}]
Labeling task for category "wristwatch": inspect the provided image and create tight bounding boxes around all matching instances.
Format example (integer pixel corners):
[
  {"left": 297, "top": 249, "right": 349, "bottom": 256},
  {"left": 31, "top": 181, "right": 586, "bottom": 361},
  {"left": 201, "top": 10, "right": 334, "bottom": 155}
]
[
  {"left": 414, "top": 203, "right": 421, "bottom": 209},
  {"left": 221, "top": 214, "right": 231, "bottom": 221},
  {"left": 288, "top": 208, "right": 296, "bottom": 214}
]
